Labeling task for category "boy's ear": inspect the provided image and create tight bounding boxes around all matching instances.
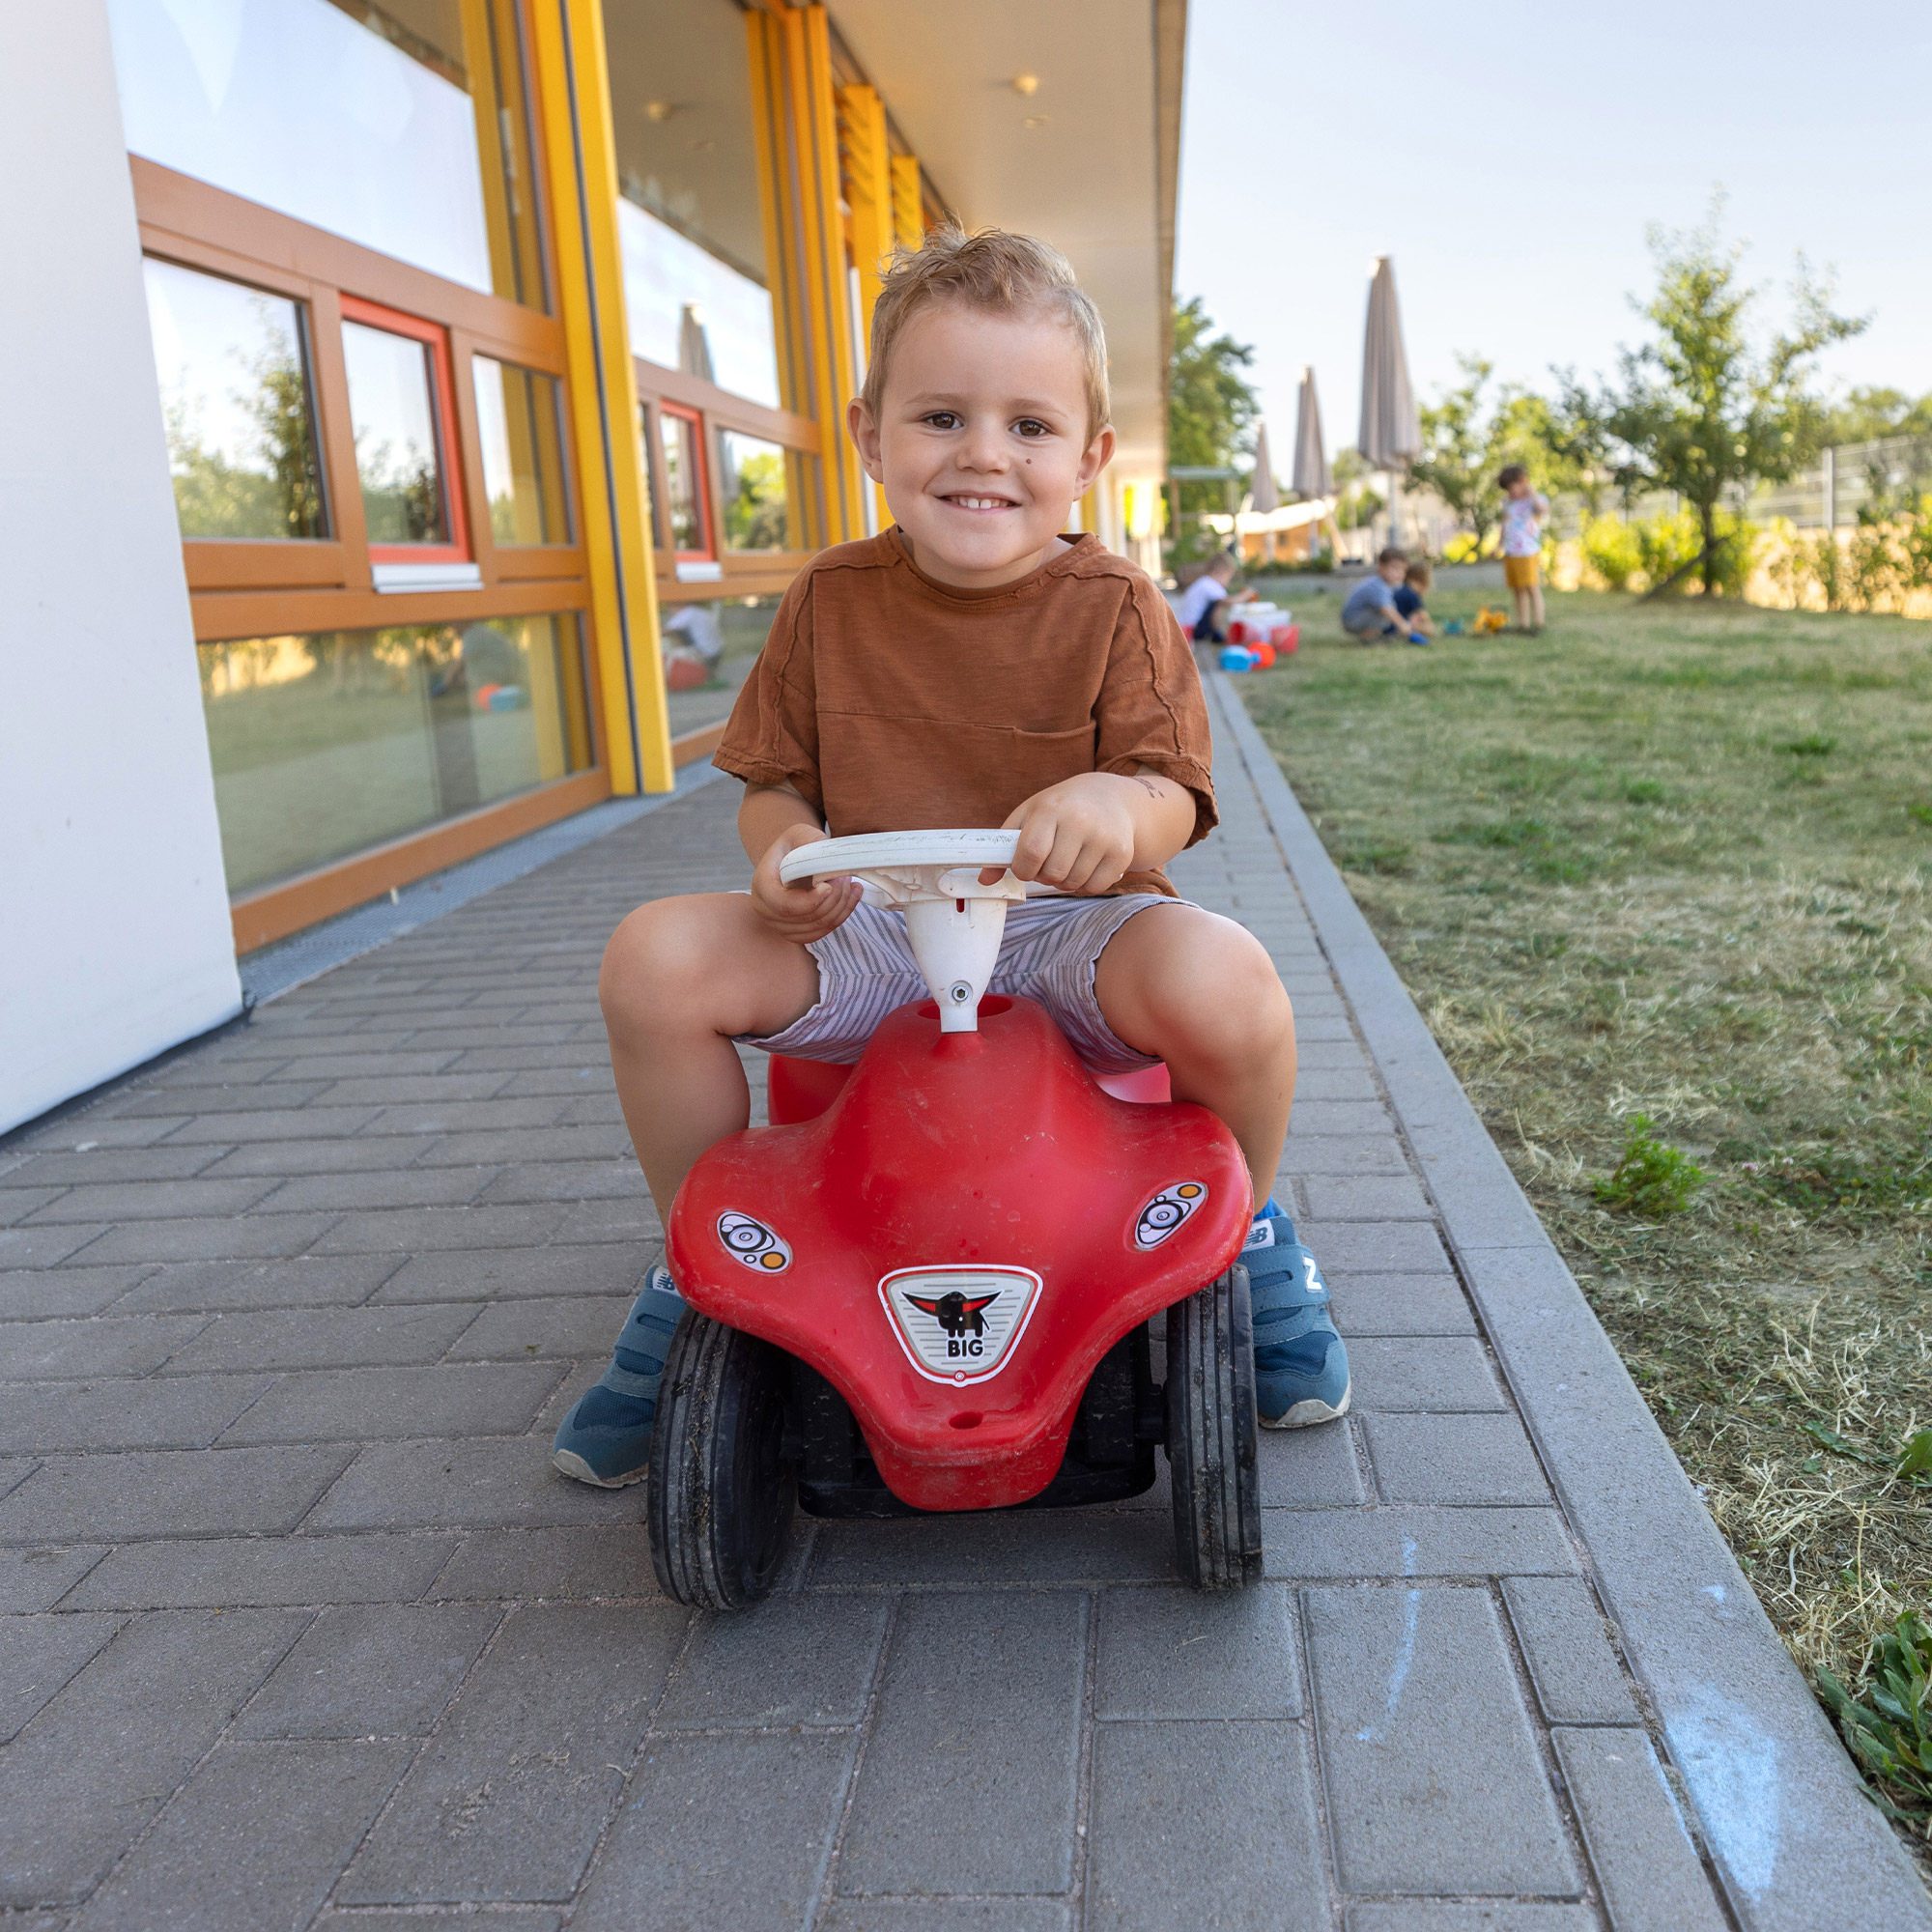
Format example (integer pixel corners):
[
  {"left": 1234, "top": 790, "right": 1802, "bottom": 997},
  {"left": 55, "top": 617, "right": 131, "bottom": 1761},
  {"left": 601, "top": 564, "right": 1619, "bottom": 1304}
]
[
  {"left": 1073, "top": 424, "right": 1116, "bottom": 498},
  {"left": 847, "top": 398, "right": 884, "bottom": 482}
]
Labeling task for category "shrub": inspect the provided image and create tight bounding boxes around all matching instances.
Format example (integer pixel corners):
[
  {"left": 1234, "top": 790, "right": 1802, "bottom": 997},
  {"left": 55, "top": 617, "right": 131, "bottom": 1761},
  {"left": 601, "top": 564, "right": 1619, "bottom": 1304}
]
[
  {"left": 1592, "top": 1115, "right": 1705, "bottom": 1214},
  {"left": 1634, "top": 512, "right": 1703, "bottom": 592},
  {"left": 1582, "top": 516, "right": 1642, "bottom": 590},
  {"left": 1818, "top": 1612, "right": 1932, "bottom": 1827}
]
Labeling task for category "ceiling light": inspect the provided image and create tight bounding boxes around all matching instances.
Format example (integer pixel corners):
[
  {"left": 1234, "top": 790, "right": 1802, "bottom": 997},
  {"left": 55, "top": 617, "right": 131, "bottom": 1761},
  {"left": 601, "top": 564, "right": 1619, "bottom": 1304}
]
[{"left": 1011, "top": 73, "right": 1039, "bottom": 96}]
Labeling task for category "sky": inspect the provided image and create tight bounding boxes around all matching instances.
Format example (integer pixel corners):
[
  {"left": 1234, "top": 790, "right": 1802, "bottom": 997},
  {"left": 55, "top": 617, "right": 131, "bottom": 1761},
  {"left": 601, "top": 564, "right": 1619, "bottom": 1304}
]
[{"left": 1174, "top": 0, "right": 1932, "bottom": 469}]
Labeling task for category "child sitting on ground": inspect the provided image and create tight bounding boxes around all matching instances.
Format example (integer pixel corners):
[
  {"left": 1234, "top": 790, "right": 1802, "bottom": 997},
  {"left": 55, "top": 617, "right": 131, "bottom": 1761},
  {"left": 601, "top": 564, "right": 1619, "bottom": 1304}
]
[
  {"left": 551, "top": 227, "right": 1350, "bottom": 1489},
  {"left": 1174, "top": 549, "right": 1251, "bottom": 645},
  {"left": 1392, "top": 557, "right": 1435, "bottom": 638},
  {"left": 1340, "top": 546, "right": 1429, "bottom": 645}
]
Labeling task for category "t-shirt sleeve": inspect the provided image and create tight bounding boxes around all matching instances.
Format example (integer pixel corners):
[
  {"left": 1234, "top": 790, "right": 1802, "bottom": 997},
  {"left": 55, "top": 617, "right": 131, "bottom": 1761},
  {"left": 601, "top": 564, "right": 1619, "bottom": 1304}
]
[
  {"left": 711, "top": 572, "right": 824, "bottom": 815},
  {"left": 1094, "top": 576, "right": 1218, "bottom": 845}
]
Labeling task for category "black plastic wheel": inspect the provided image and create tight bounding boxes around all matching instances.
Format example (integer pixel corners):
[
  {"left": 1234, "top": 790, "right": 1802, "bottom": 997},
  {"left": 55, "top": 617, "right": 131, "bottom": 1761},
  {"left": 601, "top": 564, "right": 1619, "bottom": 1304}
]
[
  {"left": 646, "top": 1309, "right": 795, "bottom": 1608},
  {"left": 1166, "top": 1264, "right": 1264, "bottom": 1589}
]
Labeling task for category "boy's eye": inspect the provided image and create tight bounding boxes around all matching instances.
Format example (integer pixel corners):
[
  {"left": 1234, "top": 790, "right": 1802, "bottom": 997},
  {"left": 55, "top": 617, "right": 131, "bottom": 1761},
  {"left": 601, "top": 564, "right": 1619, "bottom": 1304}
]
[
  {"left": 922, "top": 412, "right": 962, "bottom": 431},
  {"left": 1012, "top": 418, "right": 1053, "bottom": 439}
]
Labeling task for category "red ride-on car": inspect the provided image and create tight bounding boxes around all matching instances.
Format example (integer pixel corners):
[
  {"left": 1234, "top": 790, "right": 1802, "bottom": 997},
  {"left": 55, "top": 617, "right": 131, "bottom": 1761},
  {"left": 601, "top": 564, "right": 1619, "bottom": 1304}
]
[{"left": 646, "top": 830, "right": 1264, "bottom": 1608}]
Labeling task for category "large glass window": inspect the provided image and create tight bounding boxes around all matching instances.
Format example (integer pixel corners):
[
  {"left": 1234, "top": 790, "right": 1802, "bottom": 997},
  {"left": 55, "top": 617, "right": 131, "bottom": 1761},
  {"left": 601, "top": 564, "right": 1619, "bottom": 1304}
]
[
  {"left": 339, "top": 306, "right": 459, "bottom": 551},
  {"left": 474, "top": 357, "right": 570, "bottom": 544},
  {"left": 108, "top": 0, "right": 546, "bottom": 307},
  {"left": 718, "top": 431, "right": 789, "bottom": 551},
  {"left": 199, "top": 613, "right": 594, "bottom": 893},
  {"left": 143, "top": 257, "right": 327, "bottom": 540},
  {"left": 604, "top": 0, "right": 780, "bottom": 407}
]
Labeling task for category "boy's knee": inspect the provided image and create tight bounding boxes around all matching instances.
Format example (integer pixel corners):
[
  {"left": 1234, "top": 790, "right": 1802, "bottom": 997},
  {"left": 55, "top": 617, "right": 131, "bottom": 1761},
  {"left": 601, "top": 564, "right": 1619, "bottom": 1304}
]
[
  {"left": 1111, "top": 910, "right": 1291, "bottom": 1064},
  {"left": 600, "top": 896, "right": 727, "bottom": 1028}
]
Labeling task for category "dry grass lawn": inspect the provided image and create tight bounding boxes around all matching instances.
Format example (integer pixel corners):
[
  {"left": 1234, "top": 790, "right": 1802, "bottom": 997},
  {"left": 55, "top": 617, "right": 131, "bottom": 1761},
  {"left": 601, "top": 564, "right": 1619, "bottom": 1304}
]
[{"left": 1242, "top": 585, "right": 1932, "bottom": 1823}]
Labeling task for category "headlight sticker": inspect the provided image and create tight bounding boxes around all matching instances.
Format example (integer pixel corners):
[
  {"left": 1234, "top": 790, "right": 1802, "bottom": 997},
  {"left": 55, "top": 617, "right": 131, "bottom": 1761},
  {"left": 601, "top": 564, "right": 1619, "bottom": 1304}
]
[
  {"left": 1134, "top": 1180, "right": 1208, "bottom": 1250},
  {"left": 717, "top": 1209, "right": 792, "bottom": 1272}
]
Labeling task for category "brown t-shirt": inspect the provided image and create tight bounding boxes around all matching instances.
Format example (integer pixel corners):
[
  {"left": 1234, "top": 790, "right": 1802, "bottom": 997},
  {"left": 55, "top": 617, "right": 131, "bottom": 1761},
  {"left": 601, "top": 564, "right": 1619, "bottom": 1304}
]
[{"left": 713, "top": 530, "right": 1217, "bottom": 895}]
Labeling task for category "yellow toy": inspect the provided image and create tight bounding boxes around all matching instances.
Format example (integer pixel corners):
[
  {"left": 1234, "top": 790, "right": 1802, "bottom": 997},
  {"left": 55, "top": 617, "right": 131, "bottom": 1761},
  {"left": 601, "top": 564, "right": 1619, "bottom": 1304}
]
[{"left": 1472, "top": 606, "right": 1509, "bottom": 635}]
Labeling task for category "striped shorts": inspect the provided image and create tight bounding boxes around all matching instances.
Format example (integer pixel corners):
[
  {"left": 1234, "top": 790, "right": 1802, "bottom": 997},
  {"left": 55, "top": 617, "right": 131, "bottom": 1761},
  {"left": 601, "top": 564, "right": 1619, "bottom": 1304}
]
[{"left": 740, "top": 894, "right": 1184, "bottom": 1072}]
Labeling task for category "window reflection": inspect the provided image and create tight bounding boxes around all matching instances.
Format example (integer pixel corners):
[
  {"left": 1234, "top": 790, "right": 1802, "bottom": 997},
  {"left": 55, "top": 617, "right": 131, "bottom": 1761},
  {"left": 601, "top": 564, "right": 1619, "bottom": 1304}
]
[
  {"left": 342, "top": 320, "right": 450, "bottom": 547},
  {"left": 718, "top": 431, "right": 789, "bottom": 551},
  {"left": 603, "top": 0, "right": 780, "bottom": 405},
  {"left": 108, "top": 0, "right": 546, "bottom": 308},
  {"left": 474, "top": 357, "right": 570, "bottom": 545},
  {"left": 658, "top": 408, "right": 708, "bottom": 554},
  {"left": 143, "top": 258, "right": 327, "bottom": 540},
  {"left": 198, "top": 613, "right": 595, "bottom": 893}
]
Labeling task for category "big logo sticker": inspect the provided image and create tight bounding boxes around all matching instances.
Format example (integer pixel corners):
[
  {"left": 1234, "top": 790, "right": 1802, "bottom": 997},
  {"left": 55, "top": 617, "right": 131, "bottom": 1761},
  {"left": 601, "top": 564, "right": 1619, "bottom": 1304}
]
[
  {"left": 1133, "top": 1181, "right": 1208, "bottom": 1250},
  {"left": 880, "top": 1265, "right": 1041, "bottom": 1385},
  {"left": 717, "top": 1210, "right": 791, "bottom": 1272}
]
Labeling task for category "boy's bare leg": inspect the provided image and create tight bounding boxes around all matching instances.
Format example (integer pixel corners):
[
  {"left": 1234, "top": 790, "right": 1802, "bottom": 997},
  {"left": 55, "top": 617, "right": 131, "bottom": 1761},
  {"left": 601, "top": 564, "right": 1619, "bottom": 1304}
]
[
  {"left": 599, "top": 893, "right": 819, "bottom": 1223},
  {"left": 1529, "top": 582, "right": 1547, "bottom": 628},
  {"left": 1092, "top": 905, "right": 1294, "bottom": 1207}
]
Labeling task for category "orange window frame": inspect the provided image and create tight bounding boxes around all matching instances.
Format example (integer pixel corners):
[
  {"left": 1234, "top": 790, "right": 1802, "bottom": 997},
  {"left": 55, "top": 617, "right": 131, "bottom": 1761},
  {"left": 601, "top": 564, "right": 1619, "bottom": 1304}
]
[
  {"left": 656, "top": 399, "right": 716, "bottom": 560},
  {"left": 338, "top": 292, "right": 472, "bottom": 565}
]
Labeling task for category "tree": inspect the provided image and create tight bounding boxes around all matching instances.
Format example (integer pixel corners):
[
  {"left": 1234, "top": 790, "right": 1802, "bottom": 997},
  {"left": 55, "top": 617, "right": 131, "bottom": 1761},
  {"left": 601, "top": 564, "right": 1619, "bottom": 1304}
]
[
  {"left": 1167, "top": 296, "right": 1260, "bottom": 556},
  {"left": 1572, "top": 200, "right": 1865, "bottom": 594},
  {"left": 1815, "top": 385, "right": 1932, "bottom": 447}
]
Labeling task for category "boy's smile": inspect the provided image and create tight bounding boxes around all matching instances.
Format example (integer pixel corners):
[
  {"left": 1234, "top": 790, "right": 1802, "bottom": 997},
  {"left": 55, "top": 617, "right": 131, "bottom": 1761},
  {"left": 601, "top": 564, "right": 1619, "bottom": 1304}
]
[{"left": 849, "top": 304, "right": 1113, "bottom": 591}]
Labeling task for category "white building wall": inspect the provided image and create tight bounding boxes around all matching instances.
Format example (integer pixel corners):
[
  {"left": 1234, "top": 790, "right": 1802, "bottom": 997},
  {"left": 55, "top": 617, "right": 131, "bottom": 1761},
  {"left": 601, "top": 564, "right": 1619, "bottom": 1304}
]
[{"left": 0, "top": 3, "right": 241, "bottom": 1134}]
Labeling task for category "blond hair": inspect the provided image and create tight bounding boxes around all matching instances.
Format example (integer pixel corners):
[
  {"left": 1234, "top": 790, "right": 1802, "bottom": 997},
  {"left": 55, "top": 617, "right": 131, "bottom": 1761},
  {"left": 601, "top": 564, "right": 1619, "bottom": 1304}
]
[{"left": 859, "top": 224, "right": 1110, "bottom": 438}]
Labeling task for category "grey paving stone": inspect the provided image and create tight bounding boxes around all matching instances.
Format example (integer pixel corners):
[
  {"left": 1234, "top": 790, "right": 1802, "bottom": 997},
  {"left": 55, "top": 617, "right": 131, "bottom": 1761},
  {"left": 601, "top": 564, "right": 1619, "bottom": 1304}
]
[
  {"left": 445, "top": 1293, "right": 633, "bottom": 1362},
  {"left": 1329, "top": 1274, "right": 1478, "bottom": 1337},
  {"left": 0, "top": 1225, "right": 111, "bottom": 1268},
  {"left": 657, "top": 1592, "right": 890, "bottom": 1727},
  {"left": 498, "top": 1065, "right": 618, "bottom": 1095},
  {"left": 571, "top": 1731, "right": 852, "bottom": 1932},
  {"left": 1302, "top": 1220, "right": 1452, "bottom": 1275},
  {"left": 308, "top": 1203, "right": 569, "bottom": 1256},
  {"left": 157, "top": 1108, "right": 383, "bottom": 1145},
  {"left": 307, "top": 1436, "right": 642, "bottom": 1532},
  {"left": 1299, "top": 1174, "right": 1433, "bottom": 1221},
  {"left": 1288, "top": 1101, "right": 1394, "bottom": 1136},
  {"left": 820, "top": 1904, "right": 1070, "bottom": 1932},
  {"left": 446, "top": 1044, "right": 611, "bottom": 1073},
  {"left": 254, "top": 1166, "right": 498, "bottom": 1212},
  {"left": 21, "top": 1178, "right": 283, "bottom": 1225},
  {"left": 66, "top": 1533, "right": 458, "bottom": 1610},
  {"left": 1290, "top": 1016, "right": 1356, "bottom": 1041},
  {"left": 1257, "top": 1418, "right": 1368, "bottom": 1506},
  {"left": 0, "top": 1544, "right": 108, "bottom": 1612},
  {"left": 553, "top": 1093, "right": 628, "bottom": 1125},
  {"left": 239, "top": 1604, "right": 501, "bottom": 1738},
  {"left": 429, "top": 1525, "right": 660, "bottom": 1603},
  {"left": 1292, "top": 1038, "right": 1375, "bottom": 1070},
  {"left": 76, "top": 1213, "right": 343, "bottom": 1265},
  {"left": 1346, "top": 1910, "right": 1597, "bottom": 1931},
  {"left": 354, "top": 1097, "right": 574, "bottom": 1135},
  {"left": 68, "top": 1737, "right": 414, "bottom": 1932},
  {"left": 316, "top": 1913, "right": 560, "bottom": 1932},
  {"left": 13, "top": 1116, "right": 189, "bottom": 1151},
  {"left": 1553, "top": 1728, "right": 1727, "bottom": 1931},
  {"left": 1263, "top": 1507, "right": 1578, "bottom": 1579},
  {"left": 1350, "top": 1337, "right": 1508, "bottom": 1413},
  {"left": 1094, "top": 1582, "right": 1299, "bottom": 1719},
  {"left": 1363, "top": 1413, "right": 1552, "bottom": 1506},
  {"left": 838, "top": 1590, "right": 1084, "bottom": 1896},
  {"left": 109, "top": 1254, "right": 404, "bottom": 1314},
  {"left": 1087, "top": 1719, "right": 1324, "bottom": 1932},
  {"left": 115, "top": 1081, "right": 332, "bottom": 1117},
  {"left": 0, "top": 1445, "right": 353, "bottom": 1545},
  {"left": 159, "top": 1302, "right": 482, "bottom": 1374},
  {"left": 0, "top": 1612, "right": 123, "bottom": 1742},
  {"left": 0, "top": 1313, "right": 208, "bottom": 1378},
  {"left": 0, "top": 1458, "right": 39, "bottom": 1501},
  {"left": 375, "top": 1245, "right": 656, "bottom": 1305},
  {"left": 0, "top": 1186, "right": 75, "bottom": 1225},
  {"left": 1502, "top": 1577, "right": 1639, "bottom": 1725},
  {"left": 8, "top": 1147, "right": 223, "bottom": 1186},
  {"left": 279, "top": 1050, "right": 463, "bottom": 1080},
  {"left": 339, "top": 1602, "right": 687, "bottom": 1904},
  {"left": 413, "top": 1125, "right": 635, "bottom": 1166},
  {"left": 198, "top": 1136, "right": 444, "bottom": 1178},
  {"left": 216, "top": 1362, "right": 565, "bottom": 1446},
  {"left": 0, "top": 1264, "right": 156, "bottom": 1320},
  {"left": 0, "top": 1607, "right": 305, "bottom": 1907},
  {"left": 808, "top": 1508, "right": 1177, "bottom": 1587},
  {"left": 0, "top": 1374, "right": 271, "bottom": 1453},
  {"left": 1304, "top": 1584, "right": 1579, "bottom": 1896},
  {"left": 1289, "top": 1066, "right": 1380, "bottom": 1101},
  {"left": 311, "top": 1072, "right": 517, "bottom": 1104},
  {"left": 550, "top": 1197, "right": 661, "bottom": 1245},
  {"left": 473, "top": 1160, "right": 650, "bottom": 1205}
]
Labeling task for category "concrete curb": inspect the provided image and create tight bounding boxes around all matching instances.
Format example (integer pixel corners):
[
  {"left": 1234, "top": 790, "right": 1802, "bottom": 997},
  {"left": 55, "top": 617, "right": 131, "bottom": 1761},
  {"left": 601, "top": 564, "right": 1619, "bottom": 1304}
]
[{"left": 1208, "top": 670, "right": 1930, "bottom": 1929}]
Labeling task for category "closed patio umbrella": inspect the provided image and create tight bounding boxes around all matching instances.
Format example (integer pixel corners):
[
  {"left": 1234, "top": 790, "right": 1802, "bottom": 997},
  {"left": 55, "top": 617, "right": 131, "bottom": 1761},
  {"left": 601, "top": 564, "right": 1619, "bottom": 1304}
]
[
  {"left": 678, "top": 303, "right": 715, "bottom": 384},
  {"left": 1247, "top": 421, "right": 1280, "bottom": 514},
  {"left": 1358, "top": 257, "right": 1420, "bottom": 550},
  {"left": 1291, "top": 367, "right": 1332, "bottom": 501}
]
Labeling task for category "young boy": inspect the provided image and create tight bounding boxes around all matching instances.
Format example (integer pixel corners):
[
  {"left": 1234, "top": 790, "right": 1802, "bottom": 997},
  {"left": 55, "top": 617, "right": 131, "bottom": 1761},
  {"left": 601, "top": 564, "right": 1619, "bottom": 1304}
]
[
  {"left": 552, "top": 228, "right": 1350, "bottom": 1489},
  {"left": 1175, "top": 549, "right": 1251, "bottom": 644},
  {"left": 1340, "top": 547, "right": 1428, "bottom": 645},
  {"left": 1392, "top": 558, "right": 1435, "bottom": 638},
  {"left": 1498, "top": 465, "right": 1549, "bottom": 633}
]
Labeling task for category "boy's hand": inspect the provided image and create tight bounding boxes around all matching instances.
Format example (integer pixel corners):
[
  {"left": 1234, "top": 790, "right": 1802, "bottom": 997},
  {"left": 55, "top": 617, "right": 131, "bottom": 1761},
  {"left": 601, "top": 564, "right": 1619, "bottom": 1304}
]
[
  {"left": 984, "top": 773, "right": 1155, "bottom": 896},
  {"left": 750, "top": 822, "right": 863, "bottom": 945}
]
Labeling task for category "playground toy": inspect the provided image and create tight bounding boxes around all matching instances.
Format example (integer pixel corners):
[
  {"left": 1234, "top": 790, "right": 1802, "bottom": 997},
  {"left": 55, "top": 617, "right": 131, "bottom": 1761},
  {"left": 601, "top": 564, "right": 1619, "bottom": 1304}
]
[
  {"left": 646, "top": 829, "right": 1264, "bottom": 1608},
  {"left": 1472, "top": 606, "right": 1509, "bottom": 635}
]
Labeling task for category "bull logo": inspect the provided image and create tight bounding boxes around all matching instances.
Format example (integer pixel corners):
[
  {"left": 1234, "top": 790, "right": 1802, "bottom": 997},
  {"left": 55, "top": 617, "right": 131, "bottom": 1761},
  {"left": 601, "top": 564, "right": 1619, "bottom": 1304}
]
[
  {"left": 880, "top": 1265, "right": 1041, "bottom": 1385},
  {"left": 903, "top": 1289, "right": 999, "bottom": 1337}
]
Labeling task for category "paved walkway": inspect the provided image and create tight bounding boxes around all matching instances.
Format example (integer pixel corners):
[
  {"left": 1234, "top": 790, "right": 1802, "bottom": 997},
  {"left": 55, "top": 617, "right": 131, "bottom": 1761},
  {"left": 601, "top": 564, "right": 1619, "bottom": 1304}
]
[{"left": 1, "top": 678, "right": 1923, "bottom": 1930}]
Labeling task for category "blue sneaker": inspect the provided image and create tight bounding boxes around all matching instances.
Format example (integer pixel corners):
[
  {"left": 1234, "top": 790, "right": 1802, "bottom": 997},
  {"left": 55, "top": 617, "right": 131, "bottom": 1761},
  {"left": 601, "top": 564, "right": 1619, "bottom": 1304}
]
[
  {"left": 551, "top": 1265, "right": 683, "bottom": 1487},
  {"left": 1243, "top": 1198, "right": 1350, "bottom": 1427}
]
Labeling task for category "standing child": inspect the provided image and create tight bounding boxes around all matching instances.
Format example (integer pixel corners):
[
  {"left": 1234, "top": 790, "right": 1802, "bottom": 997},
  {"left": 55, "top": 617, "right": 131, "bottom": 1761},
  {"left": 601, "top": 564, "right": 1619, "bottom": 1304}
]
[
  {"left": 548, "top": 226, "right": 1350, "bottom": 1491},
  {"left": 1497, "top": 464, "right": 1548, "bottom": 633}
]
